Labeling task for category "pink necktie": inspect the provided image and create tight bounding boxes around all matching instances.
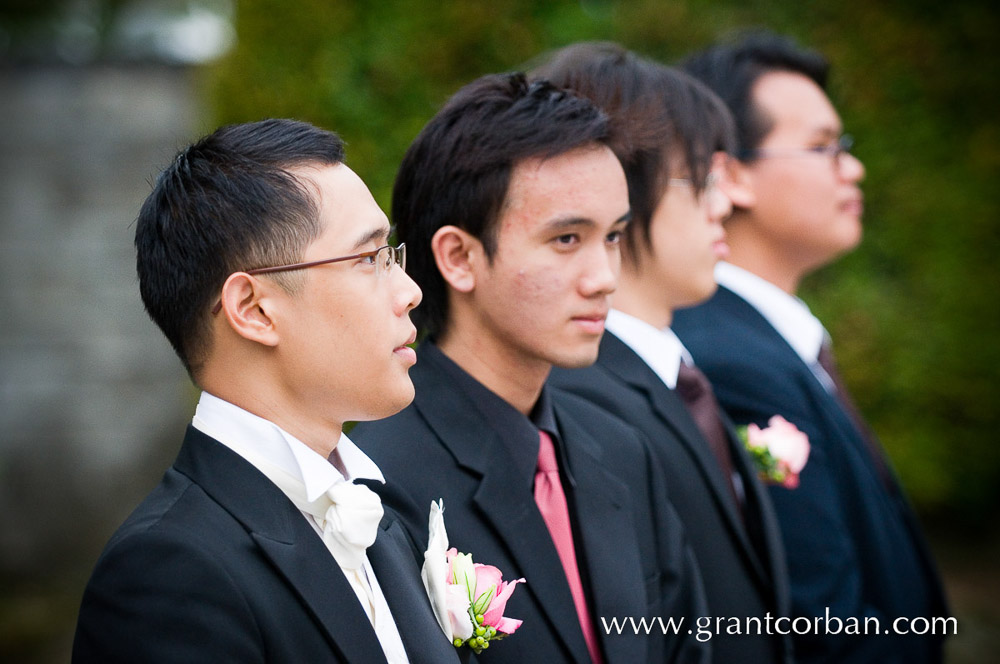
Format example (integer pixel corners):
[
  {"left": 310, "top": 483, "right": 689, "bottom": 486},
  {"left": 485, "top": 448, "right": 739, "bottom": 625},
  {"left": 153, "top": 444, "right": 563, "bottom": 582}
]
[{"left": 534, "top": 430, "right": 604, "bottom": 664}]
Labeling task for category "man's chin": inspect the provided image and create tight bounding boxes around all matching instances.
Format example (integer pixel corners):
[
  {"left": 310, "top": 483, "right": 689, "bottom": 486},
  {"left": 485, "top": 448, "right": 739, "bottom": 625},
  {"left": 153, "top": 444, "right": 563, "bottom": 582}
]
[
  {"left": 353, "top": 382, "right": 415, "bottom": 422},
  {"left": 552, "top": 345, "right": 602, "bottom": 370}
]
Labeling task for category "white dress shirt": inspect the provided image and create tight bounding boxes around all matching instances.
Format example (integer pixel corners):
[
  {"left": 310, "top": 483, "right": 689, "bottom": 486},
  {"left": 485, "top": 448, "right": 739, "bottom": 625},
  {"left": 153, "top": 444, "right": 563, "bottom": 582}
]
[
  {"left": 715, "top": 261, "right": 835, "bottom": 393},
  {"left": 605, "top": 309, "right": 693, "bottom": 389},
  {"left": 191, "top": 391, "right": 410, "bottom": 664}
]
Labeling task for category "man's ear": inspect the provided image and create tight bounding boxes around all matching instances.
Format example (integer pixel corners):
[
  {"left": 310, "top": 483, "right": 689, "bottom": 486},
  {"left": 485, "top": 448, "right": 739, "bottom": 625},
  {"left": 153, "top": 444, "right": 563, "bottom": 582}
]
[
  {"left": 431, "top": 225, "right": 482, "bottom": 293},
  {"left": 718, "top": 155, "right": 757, "bottom": 210},
  {"left": 218, "top": 272, "right": 280, "bottom": 347}
]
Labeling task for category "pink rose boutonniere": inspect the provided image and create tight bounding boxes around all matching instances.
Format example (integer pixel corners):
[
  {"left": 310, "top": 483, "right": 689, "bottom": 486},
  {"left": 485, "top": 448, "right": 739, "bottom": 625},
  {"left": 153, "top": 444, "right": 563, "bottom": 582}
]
[
  {"left": 738, "top": 415, "right": 811, "bottom": 488},
  {"left": 421, "top": 500, "right": 525, "bottom": 654}
]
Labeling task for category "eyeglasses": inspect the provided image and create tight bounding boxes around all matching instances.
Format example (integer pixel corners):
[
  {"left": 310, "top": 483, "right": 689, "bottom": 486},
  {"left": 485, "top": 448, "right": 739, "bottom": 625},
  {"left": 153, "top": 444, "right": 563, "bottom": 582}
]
[
  {"left": 668, "top": 171, "right": 719, "bottom": 192},
  {"left": 740, "top": 134, "right": 855, "bottom": 168},
  {"left": 211, "top": 243, "right": 406, "bottom": 315},
  {"left": 668, "top": 171, "right": 720, "bottom": 202}
]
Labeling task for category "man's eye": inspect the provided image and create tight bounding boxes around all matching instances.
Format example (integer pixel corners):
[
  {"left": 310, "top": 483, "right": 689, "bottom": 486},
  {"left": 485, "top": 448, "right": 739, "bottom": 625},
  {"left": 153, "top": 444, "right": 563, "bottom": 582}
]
[
  {"left": 554, "top": 234, "right": 579, "bottom": 246},
  {"left": 606, "top": 230, "right": 623, "bottom": 245}
]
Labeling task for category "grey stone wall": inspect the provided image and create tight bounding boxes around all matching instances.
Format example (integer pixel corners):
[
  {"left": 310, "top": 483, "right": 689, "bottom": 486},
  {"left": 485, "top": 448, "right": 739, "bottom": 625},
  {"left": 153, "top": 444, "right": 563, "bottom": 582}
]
[{"left": 0, "top": 64, "right": 201, "bottom": 661}]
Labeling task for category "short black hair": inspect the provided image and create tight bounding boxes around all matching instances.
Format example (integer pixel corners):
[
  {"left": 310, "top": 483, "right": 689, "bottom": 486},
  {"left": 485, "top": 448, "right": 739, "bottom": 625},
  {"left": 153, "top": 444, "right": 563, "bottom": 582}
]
[
  {"left": 681, "top": 30, "right": 829, "bottom": 157},
  {"left": 135, "top": 118, "right": 345, "bottom": 377},
  {"left": 392, "top": 72, "right": 611, "bottom": 339},
  {"left": 531, "top": 41, "right": 736, "bottom": 267}
]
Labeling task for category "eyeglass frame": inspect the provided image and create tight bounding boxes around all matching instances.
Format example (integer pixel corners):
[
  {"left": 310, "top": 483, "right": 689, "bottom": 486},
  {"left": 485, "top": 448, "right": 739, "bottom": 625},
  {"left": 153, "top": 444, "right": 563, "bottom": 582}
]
[
  {"left": 738, "top": 134, "right": 855, "bottom": 167},
  {"left": 667, "top": 170, "right": 720, "bottom": 192},
  {"left": 210, "top": 243, "right": 406, "bottom": 315}
]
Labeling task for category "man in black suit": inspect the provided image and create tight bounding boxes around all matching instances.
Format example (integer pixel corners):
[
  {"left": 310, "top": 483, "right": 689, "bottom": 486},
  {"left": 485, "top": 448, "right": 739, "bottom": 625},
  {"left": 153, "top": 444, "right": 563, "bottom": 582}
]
[
  {"left": 73, "top": 119, "right": 460, "bottom": 663},
  {"left": 538, "top": 43, "right": 793, "bottom": 664},
  {"left": 673, "top": 32, "right": 950, "bottom": 663},
  {"left": 352, "top": 73, "right": 709, "bottom": 663}
]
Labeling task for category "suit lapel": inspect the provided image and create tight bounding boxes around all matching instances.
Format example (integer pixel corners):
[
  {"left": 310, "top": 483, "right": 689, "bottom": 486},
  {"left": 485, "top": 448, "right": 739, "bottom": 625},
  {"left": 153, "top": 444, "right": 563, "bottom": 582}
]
[
  {"left": 174, "top": 427, "right": 388, "bottom": 664},
  {"left": 555, "top": 403, "right": 647, "bottom": 664},
  {"left": 368, "top": 517, "right": 460, "bottom": 664},
  {"left": 411, "top": 357, "right": 593, "bottom": 663},
  {"left": 597, "top": 334, "right": 770, "bottom": 586}
]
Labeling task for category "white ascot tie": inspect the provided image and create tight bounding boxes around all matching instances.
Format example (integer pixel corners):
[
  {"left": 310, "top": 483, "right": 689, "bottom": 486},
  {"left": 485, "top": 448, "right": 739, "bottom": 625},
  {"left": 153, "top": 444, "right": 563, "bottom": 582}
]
[
  {"left": 296, "top": 479, "right": 384, "bottom": 570},
  {"left": 219, "top": 439, "right": 384, "bottom": 570}
]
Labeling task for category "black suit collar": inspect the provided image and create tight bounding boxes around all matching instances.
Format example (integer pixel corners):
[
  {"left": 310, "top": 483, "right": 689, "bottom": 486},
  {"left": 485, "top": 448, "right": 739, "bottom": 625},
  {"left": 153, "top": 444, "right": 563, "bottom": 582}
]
[
  {"left": 174, "top": 426, "right": 457, "bottom": 664},
  {"left": 410, "top": 348, "right": 648, "bottom": 663},
  {"left": 597, "top": 332, "right": 775, "bottom": 587},
  {"left": 419, "top": 341, "right": 573, "bottom": 486},
  {"left": 174, "top": 426, "right": 389, "bottom": 663}
]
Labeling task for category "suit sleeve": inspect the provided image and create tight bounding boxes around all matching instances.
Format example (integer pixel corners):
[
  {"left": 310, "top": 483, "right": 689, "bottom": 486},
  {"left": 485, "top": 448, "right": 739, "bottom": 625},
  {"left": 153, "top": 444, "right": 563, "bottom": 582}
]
[{"left": 73, "top": 528, "right": 266, "bottom": 664}]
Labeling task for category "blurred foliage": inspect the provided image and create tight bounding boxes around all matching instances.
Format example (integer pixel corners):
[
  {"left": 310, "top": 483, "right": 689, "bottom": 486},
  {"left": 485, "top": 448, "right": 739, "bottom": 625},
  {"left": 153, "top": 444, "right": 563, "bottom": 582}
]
[{"left": 210, "top": 0, "right": 1000, "bottom": 523}]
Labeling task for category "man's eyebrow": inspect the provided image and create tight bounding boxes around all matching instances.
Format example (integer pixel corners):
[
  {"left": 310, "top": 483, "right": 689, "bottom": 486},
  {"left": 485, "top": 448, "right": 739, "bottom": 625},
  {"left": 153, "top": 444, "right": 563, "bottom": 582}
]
[
  {"left": 543, "top": 210, "right": 631, "bottom": 232},
  {"left": 811, "top": 125, "right": 843, "bottom": 141},
  {"left": 350, "top": 224, "right": 391, "bottom": 251}
]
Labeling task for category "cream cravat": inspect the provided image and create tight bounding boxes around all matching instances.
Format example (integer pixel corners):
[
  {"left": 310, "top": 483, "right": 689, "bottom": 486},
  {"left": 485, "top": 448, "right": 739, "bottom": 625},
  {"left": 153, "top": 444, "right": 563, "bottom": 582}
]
[{"left": 218, "top": 440, "right": 384, "bottom": 622}]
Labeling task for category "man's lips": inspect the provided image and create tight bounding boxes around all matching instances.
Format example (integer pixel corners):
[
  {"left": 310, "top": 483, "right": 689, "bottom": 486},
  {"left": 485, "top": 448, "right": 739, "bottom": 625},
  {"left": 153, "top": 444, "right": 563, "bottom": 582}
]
[
  {"left": 393, "top": 329, "right": 418, "bottom": 363},
  {"left": 712, "top": 238, "right": 730, "bottom": 259},
  {"left": 841, "top": 198, "right": 864, "bottom": 216},
  {"left": 840, "top": 190, "right": 864, "bottom": 216},
  {"left": 572, "top": 312, "right": 608, "bottom": 334}
]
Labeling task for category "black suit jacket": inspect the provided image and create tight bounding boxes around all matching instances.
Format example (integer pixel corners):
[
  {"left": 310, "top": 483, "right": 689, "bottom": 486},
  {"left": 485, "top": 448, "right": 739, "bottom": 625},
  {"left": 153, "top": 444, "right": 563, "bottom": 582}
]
[
  {"left": 73, "top": 426, "right": 461, "bottom": 664},
  {"left": 549, "top": 331, "right": 793, "bottom": 664},
  {"left": 351, "top": 343, "right": 710, "bottom": 664},
  {"left": 674, "top": 285, "right": 949, "bottom": 664}
]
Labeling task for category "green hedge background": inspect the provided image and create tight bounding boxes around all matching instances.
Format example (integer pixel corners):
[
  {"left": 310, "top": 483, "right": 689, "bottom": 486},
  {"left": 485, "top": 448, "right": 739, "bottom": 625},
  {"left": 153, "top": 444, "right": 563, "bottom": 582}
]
[{"left": 208, "top": 0, "right": 1000, "bottom": 525}]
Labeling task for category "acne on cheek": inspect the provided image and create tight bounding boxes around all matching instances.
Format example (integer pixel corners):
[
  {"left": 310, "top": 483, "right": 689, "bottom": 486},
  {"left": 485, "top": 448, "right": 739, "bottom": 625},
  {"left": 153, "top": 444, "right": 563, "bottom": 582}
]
[{"left": 513, "top": 267, "right": 564, "bottom": 299}]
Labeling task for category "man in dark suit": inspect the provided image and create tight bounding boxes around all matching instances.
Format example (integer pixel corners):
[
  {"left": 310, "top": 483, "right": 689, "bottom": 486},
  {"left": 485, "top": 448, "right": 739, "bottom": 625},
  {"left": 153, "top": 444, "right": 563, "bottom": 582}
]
[
  {"left": 537, "top": 43, "right": 793, "bottom": 664},
  {"left": 73, "top": 119, "right": 460, "bottom": 663},
  {"left": 673, "top": 32, "right": 950, "bottom": 663},
  {"left": 352, "top": 73, "right": 709, "bottom": 663}
]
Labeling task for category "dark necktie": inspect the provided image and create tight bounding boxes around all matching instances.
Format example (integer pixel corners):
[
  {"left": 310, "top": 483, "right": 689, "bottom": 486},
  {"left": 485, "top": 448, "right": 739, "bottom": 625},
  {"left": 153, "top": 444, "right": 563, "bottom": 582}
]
[
  {"left": 676, "top": 362, "right": 743, "bottom": 512},
  {"left": 534, "top": 430, "right": 603, "bottom": 664},
  {"left": 817, "top": 342, "right": 894, "bottom": 490}
]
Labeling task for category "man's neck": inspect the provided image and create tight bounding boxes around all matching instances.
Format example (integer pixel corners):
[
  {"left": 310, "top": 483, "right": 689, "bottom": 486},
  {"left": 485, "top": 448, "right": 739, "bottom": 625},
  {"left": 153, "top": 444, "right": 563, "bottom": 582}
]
[
  {"left": 613, "top": 267, "right": 675, "bottom": 329},
  {"left": 200, "top": 370, "right": 344, "bottom": 459},
  {"left": 435, "top": 326, "right": 547, "bottom": 416},
  {"left": 724, "top": 222, "right": 804, "bottom": 295}
]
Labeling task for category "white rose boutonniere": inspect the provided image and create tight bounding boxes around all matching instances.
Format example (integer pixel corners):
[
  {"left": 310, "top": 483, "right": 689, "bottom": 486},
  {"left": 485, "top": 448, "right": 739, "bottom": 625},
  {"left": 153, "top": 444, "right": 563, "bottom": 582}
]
[{"left": 421, "top": 500, "right": 525, "bottom": 654}]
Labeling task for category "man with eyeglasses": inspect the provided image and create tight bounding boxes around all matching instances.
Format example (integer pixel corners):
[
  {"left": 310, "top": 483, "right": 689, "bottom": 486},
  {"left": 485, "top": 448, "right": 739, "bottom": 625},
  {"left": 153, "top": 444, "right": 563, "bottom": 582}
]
[
  {"left": 73, "top": 119, "right": 461, "bottom": 663},
  {"left": 673, "top": 31, "right": 949, "bottom": 664}
]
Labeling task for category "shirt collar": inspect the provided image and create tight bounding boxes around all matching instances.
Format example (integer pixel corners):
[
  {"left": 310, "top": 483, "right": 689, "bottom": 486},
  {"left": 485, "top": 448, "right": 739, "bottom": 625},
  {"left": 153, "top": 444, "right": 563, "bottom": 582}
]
[
  {"left": 606, "top": 308, "right": 693, "bottom": 389},
  {"left": 714, "top": 261, "right": 828, "bottom": 365},
  {"left": 191, "top": 391, "right": 384, "bottom": 503}
]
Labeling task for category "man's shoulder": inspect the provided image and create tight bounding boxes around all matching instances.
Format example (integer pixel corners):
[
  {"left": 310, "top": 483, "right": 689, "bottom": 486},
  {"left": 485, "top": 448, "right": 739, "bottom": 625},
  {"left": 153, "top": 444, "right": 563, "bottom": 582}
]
[
  {"left": 550, "top": 388, "right": 653, "bottom": 472},
  {"left": 674, "top": 287, "right": 765, "bottom": 341},
  {"left": 676, "top": 292, "right": 791, "bottom": 371},
  {"left": 101, "top": 466, "right": 244, "bottom": 560},
  {"left": 552, "top": 387, "right": 638, "bottom": 434}
]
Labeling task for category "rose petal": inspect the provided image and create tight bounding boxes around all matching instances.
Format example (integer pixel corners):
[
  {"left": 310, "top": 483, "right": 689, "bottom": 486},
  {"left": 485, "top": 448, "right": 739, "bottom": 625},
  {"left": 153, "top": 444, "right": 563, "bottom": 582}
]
[
  {"left": 446, "top": 583, "right": 474, "bottom": 640},
  {"left": 495, "top": 616, "right": 523, "bottom": 635},
  {"left": 482, "top": 577, "right": 525, "bottom": 631},
  {"left": 473, "top": 563, "right": 503, "bottom": 603},
  {"left": 421, "top": 501, "right": 452, "bottom": 639},
  {"left": 450, "top": 552, "right": 477, "bottom": 599}
]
